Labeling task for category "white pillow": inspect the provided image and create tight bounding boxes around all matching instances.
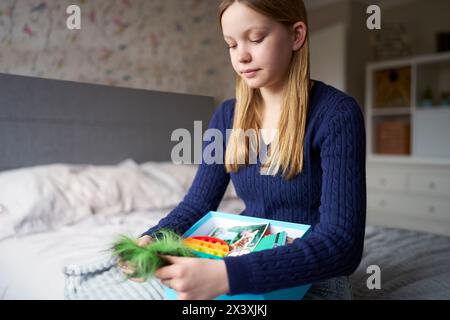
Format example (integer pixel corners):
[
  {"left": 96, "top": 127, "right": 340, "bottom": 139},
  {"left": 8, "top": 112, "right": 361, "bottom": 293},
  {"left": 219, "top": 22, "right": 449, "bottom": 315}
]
[
  {"left": 0, "top": 161, "right": 185, "bottom": 240},
  {"left": 139, "top": 161, "right": 239, "bottom": 200}
]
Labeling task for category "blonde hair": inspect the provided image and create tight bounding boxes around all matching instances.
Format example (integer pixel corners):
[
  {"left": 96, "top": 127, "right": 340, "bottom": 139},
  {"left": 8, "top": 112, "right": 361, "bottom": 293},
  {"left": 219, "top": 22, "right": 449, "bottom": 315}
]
[{"left": 219, "top": 0, "right": 311, "bottom": 180}]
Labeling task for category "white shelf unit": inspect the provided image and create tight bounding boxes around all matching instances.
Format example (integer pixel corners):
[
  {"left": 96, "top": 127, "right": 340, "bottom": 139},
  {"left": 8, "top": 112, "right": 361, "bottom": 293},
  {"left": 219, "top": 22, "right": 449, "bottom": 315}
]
[
  {"left": 365, "top": 52, "right": 450, "bottom": 236},
  {"left": 366, "top": 51, "right": 450, "bottom": 159}
]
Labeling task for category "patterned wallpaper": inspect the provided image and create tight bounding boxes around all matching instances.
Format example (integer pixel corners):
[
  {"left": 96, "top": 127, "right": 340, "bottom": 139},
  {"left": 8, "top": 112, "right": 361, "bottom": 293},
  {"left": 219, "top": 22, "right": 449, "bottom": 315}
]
[{"left": 0, "top": 0, "right": 235, "bottom": 105}]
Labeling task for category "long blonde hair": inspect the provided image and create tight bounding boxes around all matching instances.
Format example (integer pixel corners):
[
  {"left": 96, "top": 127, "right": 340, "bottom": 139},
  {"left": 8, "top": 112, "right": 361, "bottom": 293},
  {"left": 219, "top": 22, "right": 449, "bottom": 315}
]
[{"left": 219, "top": 0, "right": 311, "bottom": 180}]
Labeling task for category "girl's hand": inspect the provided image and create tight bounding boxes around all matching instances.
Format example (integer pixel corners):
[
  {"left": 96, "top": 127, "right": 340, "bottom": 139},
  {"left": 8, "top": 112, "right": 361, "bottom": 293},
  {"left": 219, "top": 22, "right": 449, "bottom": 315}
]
[
  {"left": 154, "top": 255, "right": 230, "bottom": 300},
  {"left": 117, "top": 235, "right": 153, "bottom": 282}
]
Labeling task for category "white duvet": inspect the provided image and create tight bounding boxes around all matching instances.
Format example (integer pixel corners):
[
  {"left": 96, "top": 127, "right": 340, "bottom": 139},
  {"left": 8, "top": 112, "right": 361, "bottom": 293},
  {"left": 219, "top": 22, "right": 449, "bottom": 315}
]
[
  {"left": 0, "top": 209, "right": 165, "bottom": 299},
  {"left": 0, "top": 160, "right": 243, "bottom": 300},
  {"left": 0, "top": 199, "right": 246, "bottom": 300}
]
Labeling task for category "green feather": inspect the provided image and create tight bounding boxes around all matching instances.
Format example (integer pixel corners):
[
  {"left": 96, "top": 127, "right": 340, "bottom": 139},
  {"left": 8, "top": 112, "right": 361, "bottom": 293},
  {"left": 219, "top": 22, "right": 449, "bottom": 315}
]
[{"left": 111, "top": 229, "right": 196, "bottom": 280}]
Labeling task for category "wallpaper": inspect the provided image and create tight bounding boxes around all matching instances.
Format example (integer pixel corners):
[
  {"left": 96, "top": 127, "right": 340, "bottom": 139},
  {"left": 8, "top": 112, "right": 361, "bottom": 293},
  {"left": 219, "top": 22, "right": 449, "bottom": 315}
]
[{"left": 0, "top": 0, "right": 235, "bottom": 104}]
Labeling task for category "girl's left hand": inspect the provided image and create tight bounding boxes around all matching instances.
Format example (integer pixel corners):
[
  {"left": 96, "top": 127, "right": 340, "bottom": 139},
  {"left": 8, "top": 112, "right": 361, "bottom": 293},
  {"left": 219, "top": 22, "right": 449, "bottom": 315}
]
[{"left": 154, "top": 255, "right": 230, "bottom": 300}]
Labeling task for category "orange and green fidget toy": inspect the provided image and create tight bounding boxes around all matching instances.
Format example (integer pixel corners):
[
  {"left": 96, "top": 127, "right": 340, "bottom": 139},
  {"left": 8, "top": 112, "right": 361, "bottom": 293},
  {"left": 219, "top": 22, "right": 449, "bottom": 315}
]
[{"left": 183, "top": 236, "right": 230, "bottom": 259}]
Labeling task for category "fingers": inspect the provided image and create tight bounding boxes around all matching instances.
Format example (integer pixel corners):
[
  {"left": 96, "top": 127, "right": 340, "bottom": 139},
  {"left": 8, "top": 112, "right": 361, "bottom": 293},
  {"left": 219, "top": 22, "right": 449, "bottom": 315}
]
[
  {"left": 118, "top": 236, "right": 151, "bottom": 271},
  {"left": 161, "top": 278, "right": 182, "bottom": 292},
  {"left": 119, "top": 262, "right": 146, "bottom": 282},
  {"left": 154, "top": 260, "right": 180, "bottom": 280},
  {"left": 161, "top": 279, "right": 171, "bottom": 288},
  {"left": 129, "top": 277, "right": 146, "bottom": 283},
  {"left": 154, "top": 266, "right": 170, "bottom": 280},
  {"left": 118, "top": 258, "right": 146, "bottom": 281},
  {"left": 155, "top": 255, "right": 196, "bottom": 278},
  {"left": 137, "top": 235, "right": 152, "bottom": 247},
  {"left": 117, "top": 235, "right": 153, "bottom": 283},
  {"left": 117, "top": 258, "right": 129, "bottom": 272},
  {"left": 118, "top": 259, "right": 135, "bottom": 274},
  {"left": 159, "top": 255, "right": 185, "bottom": 264}
]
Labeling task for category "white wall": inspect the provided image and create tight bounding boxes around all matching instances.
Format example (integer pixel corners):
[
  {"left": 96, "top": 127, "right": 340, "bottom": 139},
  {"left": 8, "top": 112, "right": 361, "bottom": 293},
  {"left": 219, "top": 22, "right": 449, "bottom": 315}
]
[{"left": 310, "top": 22, "right": 347, "bottom": 92}]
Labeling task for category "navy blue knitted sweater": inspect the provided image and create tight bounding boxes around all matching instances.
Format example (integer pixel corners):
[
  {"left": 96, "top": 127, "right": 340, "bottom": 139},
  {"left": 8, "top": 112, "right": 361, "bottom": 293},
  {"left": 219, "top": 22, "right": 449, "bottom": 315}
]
[{"left": 143, "top": 80, "right": 367, "bottom": 295}]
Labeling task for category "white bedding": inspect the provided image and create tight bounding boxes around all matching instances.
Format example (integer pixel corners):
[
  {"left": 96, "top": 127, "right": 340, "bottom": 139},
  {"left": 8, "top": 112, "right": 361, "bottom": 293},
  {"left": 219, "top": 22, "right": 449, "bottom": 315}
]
[
  {"left": 0, "top": 199, "right": 246, "bottom": 300},
  {"left": 5, "top": 201, "right": 449, "bottom": 300},
  {"left": 2, "top": 160, "right": 449, "bottom": 300},
  {"left": 0, "top": 160, "right": 242, "bottom": 299},
  {"left": 0, "top": 209, "right": 164, "bottom": 299}
]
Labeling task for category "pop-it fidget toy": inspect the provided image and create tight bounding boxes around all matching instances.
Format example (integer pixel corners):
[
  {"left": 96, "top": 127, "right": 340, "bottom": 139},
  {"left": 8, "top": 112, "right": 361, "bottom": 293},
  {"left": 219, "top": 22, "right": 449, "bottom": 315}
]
[{"left": 183, "top": 236, "right": 230, "bottom": 258}]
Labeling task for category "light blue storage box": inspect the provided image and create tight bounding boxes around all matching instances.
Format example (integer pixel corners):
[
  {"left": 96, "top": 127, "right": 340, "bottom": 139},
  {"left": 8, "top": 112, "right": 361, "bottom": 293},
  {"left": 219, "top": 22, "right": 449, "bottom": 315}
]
[{"left": 164, "top": 211, "right": 312, "bottom": 300}]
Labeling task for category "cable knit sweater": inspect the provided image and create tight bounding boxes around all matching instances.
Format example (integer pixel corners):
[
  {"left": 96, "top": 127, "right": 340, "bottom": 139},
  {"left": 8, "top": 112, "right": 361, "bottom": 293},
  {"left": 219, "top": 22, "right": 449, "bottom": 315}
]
[{"left": 142, "top": 80, "right": 367, "bottom": 295}]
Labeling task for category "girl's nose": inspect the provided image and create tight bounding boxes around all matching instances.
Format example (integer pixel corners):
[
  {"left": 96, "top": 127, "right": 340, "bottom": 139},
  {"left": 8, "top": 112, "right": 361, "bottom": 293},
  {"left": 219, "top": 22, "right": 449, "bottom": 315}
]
[{"left": 237, "top": 47, "right": 251, "bottom": 63}]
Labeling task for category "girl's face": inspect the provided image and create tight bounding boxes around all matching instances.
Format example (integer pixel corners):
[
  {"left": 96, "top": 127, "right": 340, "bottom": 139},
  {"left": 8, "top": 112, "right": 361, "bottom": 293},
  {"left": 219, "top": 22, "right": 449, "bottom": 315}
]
[{"left": 221, "top": 2, "right": 296, "bottom": 92}]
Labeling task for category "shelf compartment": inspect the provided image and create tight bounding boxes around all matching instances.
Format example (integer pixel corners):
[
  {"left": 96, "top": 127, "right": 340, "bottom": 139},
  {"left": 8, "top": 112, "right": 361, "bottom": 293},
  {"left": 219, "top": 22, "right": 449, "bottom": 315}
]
[
  {"left": 373, "top": 115, "right": 411, "bottom": 155},
  {"left": 373, "top": 66, "right": 411, "bottom": 109},
  {"left": 416, "top": 59, "right": 450, "bottom": 108}
]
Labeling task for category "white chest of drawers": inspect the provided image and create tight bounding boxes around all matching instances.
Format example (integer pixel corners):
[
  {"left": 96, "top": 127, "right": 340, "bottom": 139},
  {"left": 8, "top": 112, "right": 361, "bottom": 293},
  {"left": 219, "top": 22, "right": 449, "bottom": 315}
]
[{"left": 366, "top": 158, "right": 450, "bottom": 236}]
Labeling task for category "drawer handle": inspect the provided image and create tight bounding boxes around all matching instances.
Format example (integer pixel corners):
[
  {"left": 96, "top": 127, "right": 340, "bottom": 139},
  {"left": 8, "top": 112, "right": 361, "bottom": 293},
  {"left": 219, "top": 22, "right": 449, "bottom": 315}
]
[
  {"left": 428, "top": 206, "right": 436, "bottom": 214},
  {"left": 429, "top": 182, "right": 436, "bottom": 190}
]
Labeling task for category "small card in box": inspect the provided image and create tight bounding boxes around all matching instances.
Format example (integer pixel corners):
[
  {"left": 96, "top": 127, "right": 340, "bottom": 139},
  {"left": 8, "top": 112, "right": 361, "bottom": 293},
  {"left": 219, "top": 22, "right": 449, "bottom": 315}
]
[{"left": 164, "top": 211, "right": 312, "bottom": 300}]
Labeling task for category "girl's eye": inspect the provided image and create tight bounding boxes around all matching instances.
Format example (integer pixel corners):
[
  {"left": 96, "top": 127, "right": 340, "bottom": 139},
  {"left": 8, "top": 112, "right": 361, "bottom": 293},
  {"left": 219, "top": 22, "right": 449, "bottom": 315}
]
[
  {"left": 227, "top": 37, "right": 264, "bottom": 49},
  {"left": 251, "top": 37, "right": 265, "bottom": 43}
]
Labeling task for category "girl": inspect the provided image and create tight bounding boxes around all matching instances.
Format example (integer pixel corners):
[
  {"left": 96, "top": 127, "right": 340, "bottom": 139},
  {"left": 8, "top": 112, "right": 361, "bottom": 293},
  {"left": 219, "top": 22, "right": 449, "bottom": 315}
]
[{"left": 124, "top": 0, "right": 366, "bottom": 300}]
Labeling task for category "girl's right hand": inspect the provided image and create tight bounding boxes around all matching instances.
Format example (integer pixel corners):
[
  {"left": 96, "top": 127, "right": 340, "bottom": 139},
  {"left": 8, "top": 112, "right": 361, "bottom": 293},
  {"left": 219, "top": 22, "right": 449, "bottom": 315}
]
[{"left": 117, "top": 235, "right": 153, "bottom": 282}]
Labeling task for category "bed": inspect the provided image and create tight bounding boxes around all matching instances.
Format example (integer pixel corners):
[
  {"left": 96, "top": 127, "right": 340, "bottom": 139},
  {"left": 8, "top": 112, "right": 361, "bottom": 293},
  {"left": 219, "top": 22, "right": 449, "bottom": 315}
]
[
  {"left": 0, "top": 160, "right": 245, "bottom": 299},
  {"left": 1, "top": 73, "right": 450, "bottom": 300}
]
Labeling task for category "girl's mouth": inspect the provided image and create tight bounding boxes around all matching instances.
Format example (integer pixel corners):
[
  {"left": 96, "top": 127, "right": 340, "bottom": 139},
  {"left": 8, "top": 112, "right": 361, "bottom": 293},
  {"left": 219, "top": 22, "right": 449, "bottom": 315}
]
[{"left": 242, "top": 69, "right": 260, "bottom": 78}]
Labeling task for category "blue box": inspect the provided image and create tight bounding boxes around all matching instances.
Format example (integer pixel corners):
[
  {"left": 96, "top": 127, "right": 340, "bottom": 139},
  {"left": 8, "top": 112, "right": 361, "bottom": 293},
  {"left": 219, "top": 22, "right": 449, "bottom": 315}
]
[{"left": 164, "top": 211, "right": 312, "bottom": 300}]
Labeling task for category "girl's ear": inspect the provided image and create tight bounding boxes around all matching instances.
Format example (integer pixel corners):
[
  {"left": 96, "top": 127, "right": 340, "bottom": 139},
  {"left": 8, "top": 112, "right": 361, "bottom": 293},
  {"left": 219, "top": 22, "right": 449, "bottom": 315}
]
[{"left": 292, "top": 21, "right": 307, "bottom": 51}]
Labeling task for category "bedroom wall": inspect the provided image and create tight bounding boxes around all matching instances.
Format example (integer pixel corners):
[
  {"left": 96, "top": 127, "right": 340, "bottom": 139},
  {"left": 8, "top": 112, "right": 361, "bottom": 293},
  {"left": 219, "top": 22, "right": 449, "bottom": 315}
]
[
  {"left": 3, "top": 0, "right": 446, "bottom": 110},
  {"left": 310, "top": 23, "right": 347, "bottom": 92},
  {"left": 0, "top": 0, "right": 235, "bottom": 106},
  {"left": 378, "top": 0, "right": 450, "bottom": 57},
  {"left": 307, "top": 0, "right": 450, "bottom": 110}
]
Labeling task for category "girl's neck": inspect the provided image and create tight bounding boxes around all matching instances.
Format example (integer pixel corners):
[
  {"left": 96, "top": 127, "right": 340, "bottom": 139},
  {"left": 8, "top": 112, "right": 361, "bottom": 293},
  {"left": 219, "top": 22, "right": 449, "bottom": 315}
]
[
  {"left": 259, "top": 81, "right": 284, "bottom": 112},
  {"left": 260, "top": 79, "right": 314, "bottom": 112},
  {"left": 258, "top": 79, "right": 315, "bottom": 145}
]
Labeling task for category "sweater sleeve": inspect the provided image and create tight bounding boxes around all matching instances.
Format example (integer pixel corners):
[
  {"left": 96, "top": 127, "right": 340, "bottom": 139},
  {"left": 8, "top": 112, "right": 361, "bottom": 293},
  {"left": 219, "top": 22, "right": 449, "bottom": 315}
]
[
  {"left": 223, "top": 98, "right": 367, "bottom": 294},
  {"left": 141, "top": 101, "right": 232, "bottom": 238}
]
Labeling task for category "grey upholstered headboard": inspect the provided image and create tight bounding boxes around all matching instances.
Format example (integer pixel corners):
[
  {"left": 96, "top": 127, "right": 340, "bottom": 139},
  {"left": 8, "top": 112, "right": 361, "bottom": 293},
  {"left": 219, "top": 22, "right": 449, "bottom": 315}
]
[{"left": 0, "top": 73, "right": 215, "bottom": 172}]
